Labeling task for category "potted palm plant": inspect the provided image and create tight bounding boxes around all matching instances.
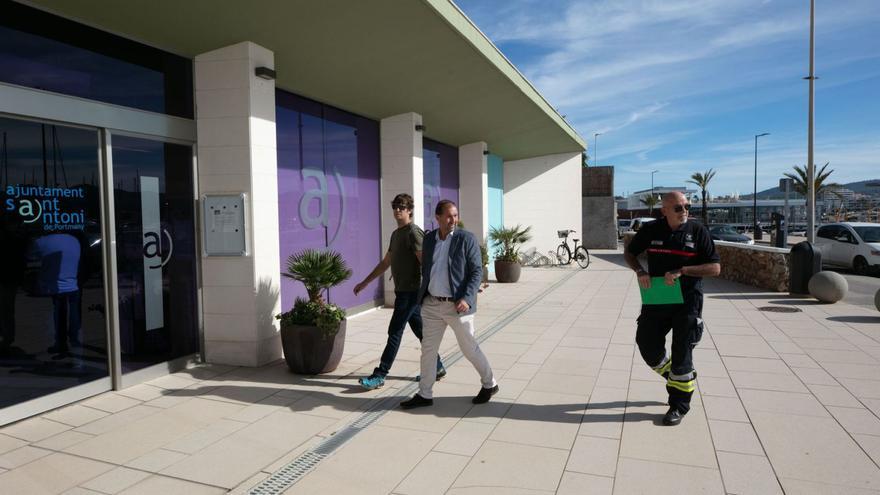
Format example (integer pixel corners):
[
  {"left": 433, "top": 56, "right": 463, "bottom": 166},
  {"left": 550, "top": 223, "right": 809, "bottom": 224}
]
[
  {"left": 489, "top": 225, "right": 532, "bottom": 283},
  {"left": 277, "top": 249, "right": 352, "bottom": 374}
]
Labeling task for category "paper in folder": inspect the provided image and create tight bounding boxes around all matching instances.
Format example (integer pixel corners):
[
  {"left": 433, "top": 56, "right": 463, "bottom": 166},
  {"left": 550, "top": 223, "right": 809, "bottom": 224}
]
[{"left": 639, "top": 277, "right": 684, "bottom": 305}]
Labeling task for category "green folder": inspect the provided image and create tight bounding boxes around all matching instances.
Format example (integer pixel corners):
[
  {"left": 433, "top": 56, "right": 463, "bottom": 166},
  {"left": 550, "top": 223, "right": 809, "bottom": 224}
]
[{"left": 640, "top": 277, "right": 684, "bottom": 305}]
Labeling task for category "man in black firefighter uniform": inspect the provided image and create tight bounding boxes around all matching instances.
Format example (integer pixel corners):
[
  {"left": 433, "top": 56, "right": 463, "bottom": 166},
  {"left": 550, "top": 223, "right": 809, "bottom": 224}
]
[{"left": 624, "top": 191, "right": 721, "bottom": 426}]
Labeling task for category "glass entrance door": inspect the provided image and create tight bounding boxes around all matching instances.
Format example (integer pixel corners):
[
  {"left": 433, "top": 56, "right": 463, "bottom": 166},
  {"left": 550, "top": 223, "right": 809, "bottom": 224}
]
[
  {"left": 110, "top": 134, "right": 198, "bottom": 373},
  {"left": 0, "top": 115, "right": 110, "bottom": 411}
]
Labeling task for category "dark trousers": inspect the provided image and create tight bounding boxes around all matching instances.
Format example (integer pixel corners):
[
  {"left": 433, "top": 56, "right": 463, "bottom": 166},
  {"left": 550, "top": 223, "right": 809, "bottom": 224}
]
[
  {"left": 635, "top": 297, "right": 704, "bottom": 414},
  {"left": 374, "top": 291, "right": 443, "bottom": 377},
  {"left": 52, "top": 290, "right": 82, "bottom": 349}
]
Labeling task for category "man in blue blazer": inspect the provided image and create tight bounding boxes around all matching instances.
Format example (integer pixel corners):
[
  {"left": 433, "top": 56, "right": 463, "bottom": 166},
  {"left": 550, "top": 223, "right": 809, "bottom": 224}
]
[{"left": 400, "top": 200, "right": 498, "bottom": 409}]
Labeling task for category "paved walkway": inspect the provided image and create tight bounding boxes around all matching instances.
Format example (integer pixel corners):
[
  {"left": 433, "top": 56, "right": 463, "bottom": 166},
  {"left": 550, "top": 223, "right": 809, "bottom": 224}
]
[{"left": 1, "top": 250, "right": 880, "bottom": 494}]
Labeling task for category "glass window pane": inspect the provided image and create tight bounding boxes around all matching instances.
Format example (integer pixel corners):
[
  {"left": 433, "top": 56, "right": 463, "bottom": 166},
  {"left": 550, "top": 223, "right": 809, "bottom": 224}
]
[
  {"left": 0, "top": 116, "right": 108, "bottom": 409},
  {"left": 111, "top": 135, "right": 198, "bottom": 372},
  {"left": 1, "top": 2, "right": 193, "bottom": 118},
  {"left": 276, "top": 90, "right": 382, "bottom": 311},
  {"left": 422, "top": 138, "right": 459, "bottom": 231}
]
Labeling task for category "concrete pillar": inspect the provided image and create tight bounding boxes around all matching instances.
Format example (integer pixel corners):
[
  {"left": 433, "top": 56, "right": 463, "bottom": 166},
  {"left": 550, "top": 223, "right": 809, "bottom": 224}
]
[
  {"left": 379, "top": 112, "right": 424, "bottom": 306},
  {"left": 195, "top": 41, "right": 281, "bottom": 366},
  {"left": 458, "top": 141, "right": 489, "bottom": 245}
]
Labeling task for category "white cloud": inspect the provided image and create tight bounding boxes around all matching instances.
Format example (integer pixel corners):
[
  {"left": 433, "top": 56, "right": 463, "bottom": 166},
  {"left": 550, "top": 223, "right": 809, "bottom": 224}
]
[{"left": 456, "top": 0, "right": 880, "bottom": 195}]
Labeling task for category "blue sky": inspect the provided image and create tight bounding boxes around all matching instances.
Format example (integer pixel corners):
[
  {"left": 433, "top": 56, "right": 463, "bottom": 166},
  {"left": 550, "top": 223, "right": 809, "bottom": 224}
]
[{"left": 455, "top": 0, "right": 880, "bottom": 197}]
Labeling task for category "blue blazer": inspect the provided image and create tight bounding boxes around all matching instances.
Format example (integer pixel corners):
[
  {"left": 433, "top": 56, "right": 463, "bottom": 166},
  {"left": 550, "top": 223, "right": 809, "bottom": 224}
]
[{"left": 418, "top": 228, "right": 482, "bottom": 315}]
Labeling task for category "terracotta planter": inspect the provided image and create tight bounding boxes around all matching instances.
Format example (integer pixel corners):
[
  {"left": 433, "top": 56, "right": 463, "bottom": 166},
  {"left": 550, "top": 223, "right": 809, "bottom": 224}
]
[
  {"left": 280, "top": 319, "right": 346, "bottom": 374},
  {"left": 494, "top": 259, "right": 522, "bottom": 283}
]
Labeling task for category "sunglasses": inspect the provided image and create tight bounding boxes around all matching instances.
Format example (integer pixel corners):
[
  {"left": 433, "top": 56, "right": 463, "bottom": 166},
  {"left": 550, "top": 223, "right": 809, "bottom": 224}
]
[
  {"left": 673, "top": 204, "right": 691, "bottom": 213},
  {"left": 391, "top": 203, "right": 409, "bottom": 211}
]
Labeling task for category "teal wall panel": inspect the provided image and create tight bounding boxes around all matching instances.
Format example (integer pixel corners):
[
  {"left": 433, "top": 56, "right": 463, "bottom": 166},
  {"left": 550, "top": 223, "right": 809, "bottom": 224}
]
[{"left": 487, "top": 153, "right": 504, "bottom": 272}]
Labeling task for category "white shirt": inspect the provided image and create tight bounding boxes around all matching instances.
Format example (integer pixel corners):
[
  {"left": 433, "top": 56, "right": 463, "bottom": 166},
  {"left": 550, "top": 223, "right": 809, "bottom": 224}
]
[{"left": 428, "top": 229, "right": 454, "bottom": 298}]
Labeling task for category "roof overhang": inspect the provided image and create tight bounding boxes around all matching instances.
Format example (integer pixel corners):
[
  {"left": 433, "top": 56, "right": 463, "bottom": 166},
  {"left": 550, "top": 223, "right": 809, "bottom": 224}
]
[{"left": 23, "top": 0, "right": 585, "bottom": 160}]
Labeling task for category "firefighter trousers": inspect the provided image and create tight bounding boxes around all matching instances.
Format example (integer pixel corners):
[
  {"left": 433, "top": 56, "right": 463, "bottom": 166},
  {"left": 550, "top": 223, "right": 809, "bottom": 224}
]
[{"left": 635, "top": 300, "right": 704, "bottom": 414}]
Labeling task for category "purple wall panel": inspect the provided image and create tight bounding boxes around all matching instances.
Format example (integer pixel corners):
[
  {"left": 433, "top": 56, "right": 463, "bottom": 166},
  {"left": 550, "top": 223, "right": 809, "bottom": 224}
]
[
  {"left": 276, "top": 91, "right": 381, "bottom": 311},
  {"left": 422, "top": 138, "right": 459, "bottom": 231}
]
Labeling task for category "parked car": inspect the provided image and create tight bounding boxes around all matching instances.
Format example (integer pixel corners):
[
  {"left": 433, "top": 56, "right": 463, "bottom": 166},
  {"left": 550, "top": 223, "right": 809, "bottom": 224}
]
[
  {"left": 630, "top": 217, "right": 656, "bottom": 232},
  {"left": 709, "top": 225, "right": 754, "bottom": 245},
  {"left": 617, "top": 219, "right": 633, "bottom": 238},
  {"left": 815, "top": 222, "right": 880, "bottom": 275}
]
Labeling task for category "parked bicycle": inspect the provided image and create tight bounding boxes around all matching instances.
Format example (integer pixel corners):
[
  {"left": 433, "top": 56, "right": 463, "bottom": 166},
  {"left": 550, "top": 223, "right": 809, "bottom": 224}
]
[{"left": 556, "top": 229, "right": 590, "bottom": 268}]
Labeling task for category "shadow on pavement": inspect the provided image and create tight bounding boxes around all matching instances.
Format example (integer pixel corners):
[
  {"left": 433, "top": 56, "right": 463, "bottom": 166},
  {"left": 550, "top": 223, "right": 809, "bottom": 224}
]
[
  {"left": 160, "top": 379, "right": 667, "bottom": 425},
  {"left": 767, "top": 299, "right": 824, "bottom": 306},
  {"left": 827, "top": 315, "right": 880, "bottom": 324}
]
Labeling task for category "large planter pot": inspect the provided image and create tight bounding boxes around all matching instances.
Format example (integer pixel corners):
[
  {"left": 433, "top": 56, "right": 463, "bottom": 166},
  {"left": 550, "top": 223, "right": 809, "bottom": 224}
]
[
  {"left": 482, "top": 265, "right": 489, "bottom": 284},
  {"left": 494, "top": 259, "right": 522, "bottom": 283},
  {"left": 280, "top": 319, "right": 346, "bottom": 374}
]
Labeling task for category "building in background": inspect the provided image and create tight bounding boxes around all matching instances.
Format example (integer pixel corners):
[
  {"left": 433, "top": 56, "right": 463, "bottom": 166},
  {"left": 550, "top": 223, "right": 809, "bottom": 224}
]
[{"left": 0, "top": 0, "right": 585, "bottom": 425}]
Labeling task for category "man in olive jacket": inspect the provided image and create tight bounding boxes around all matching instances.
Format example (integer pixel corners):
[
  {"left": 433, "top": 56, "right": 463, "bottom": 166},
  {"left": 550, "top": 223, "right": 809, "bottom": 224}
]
[{"left": 400, "top": 200, "right": 498, "bottom": 409}]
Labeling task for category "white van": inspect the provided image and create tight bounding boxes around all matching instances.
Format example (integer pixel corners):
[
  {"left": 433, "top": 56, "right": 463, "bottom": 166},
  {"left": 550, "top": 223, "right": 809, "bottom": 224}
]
[
  {"left": 815, "top": 222, "right": 880, "bottom": 275},
  {"left": 619, "top": 217, "right": 656, "bottom": 238}
]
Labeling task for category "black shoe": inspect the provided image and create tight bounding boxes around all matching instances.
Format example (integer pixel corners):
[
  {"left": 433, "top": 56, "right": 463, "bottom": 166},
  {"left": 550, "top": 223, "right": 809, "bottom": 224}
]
[
  {"left": 472, "top": 385, "right": 499, "bottom": 404},
  {"left": 662, "top": 407, "right": 684, "bottom": 426},
  {"left": 400, "top": 394, "right": 433, "bottom": 409}
]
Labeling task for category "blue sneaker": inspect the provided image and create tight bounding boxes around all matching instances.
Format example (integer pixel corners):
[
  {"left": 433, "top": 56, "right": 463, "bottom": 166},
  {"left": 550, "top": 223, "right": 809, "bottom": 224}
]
[{"left": 358, "top": 374, "right": 385, "bottom": 390}]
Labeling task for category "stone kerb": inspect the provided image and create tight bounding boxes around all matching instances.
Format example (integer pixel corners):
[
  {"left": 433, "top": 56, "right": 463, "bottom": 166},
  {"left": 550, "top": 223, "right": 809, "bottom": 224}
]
[
  {"left": 715, "top": 241, "right": 790, "bottom": 292},
  {"left": 621, "top": 234, "right": 790, "bottom": 292}
]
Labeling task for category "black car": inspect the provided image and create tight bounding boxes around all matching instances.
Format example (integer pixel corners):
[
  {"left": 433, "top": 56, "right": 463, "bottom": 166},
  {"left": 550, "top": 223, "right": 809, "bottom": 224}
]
[{"left": 709, "top": 225, "right": 754, "bottom": 244}]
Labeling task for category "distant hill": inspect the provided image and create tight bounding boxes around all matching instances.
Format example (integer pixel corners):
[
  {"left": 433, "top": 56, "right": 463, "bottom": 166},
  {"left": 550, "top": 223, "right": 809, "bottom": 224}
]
[{"left": 741, "top": 178, "right": 880, "bottom": 199}]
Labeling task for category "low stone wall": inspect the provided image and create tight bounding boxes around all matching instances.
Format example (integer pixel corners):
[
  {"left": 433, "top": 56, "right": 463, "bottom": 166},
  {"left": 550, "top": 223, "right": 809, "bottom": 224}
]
[
  {"left": 622, "top": 233, "right": 790, "bottom": 292},
  {"left": 715, "top": 241, "right": 790, "bottom": 292}
]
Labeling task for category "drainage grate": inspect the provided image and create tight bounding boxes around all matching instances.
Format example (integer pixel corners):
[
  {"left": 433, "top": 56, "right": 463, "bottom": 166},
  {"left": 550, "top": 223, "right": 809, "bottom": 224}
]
[
  {"left": 248, "top": 270, "right": 581, "bottom": 495},
  {"left": 758, "top": 306, "right": 803, "bottom": 313}
]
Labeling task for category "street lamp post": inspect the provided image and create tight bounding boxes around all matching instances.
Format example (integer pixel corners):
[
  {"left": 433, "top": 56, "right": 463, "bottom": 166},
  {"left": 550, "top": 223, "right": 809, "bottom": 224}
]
[
  {"left": 593, "top": 133, "right": 601, "bottom": 166},
  {"left": 753, "top": 132, "right": 770, "bottom": 240},
  {"left": 805, "top": 0, "right": 817, "bottom": 242},
  {"left": 650, "top": 169, "right": 659, "bottom": 215}
]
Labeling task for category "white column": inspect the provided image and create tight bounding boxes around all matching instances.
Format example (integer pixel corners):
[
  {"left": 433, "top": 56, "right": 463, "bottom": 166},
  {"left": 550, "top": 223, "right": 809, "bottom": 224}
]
[
  {"left": 379, "top": 112, "right": 424, "bottom": 306},
  {"left": 458, "top": 141, "right": 489, "bottom": 245},
  {"left": 195, "top": 41, "right": 281, "bottom": 366}
]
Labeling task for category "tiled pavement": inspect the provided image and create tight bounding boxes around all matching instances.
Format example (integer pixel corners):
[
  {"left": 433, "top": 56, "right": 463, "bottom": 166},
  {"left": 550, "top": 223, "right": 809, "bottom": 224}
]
[{"left": 2, "top": 250, "right": 880, "bottom": 494}]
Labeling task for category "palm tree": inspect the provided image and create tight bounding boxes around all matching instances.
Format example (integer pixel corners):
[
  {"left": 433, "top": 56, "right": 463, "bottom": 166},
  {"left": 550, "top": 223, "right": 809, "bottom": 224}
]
[
  {"left": 282, "top": 249, "right": 352, "bottom": 305},
  {"left": 784, "top": 163, "right": 836, "bottom": 198},
  {"left": 686, "top": 168, "right": 716, "bottom": 225},
  {"left": 784, "top": 163, "right": 839, "bottom": 220},
  {"left": 639, "top": 194, "right": 660, "bottom": 213},
  {"left": 488, "top": 225, "right": 533, "bottom": 262}
]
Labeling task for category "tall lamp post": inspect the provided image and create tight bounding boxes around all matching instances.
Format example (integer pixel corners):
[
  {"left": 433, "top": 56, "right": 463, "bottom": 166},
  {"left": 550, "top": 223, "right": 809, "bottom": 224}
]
[
  {"left": 650, "top": 169, "right": 659, "bottom": 215},
  {"left": 753, "top": 132, "right": 770, "bottom": 240},
  {"left": 593, "top": 132, "right": 601, "bottom": 166},
  {"left": 805, "top": 0, "right": 817, "bottom": 242}
]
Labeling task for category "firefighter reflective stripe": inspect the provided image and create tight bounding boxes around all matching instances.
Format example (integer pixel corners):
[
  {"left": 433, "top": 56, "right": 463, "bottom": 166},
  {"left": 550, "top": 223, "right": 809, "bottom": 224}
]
[
  {"left": 669, "top": 371, "right": 695, "bottom": 382},
  {"left": 667, "top": 377, "right": 696, "bottom": 393},
  {"left": 652, "top": 356, "right": 671, "bottom": 376}
]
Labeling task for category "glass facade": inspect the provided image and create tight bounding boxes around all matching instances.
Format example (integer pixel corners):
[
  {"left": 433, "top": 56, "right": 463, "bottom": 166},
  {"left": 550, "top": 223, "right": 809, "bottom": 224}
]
[
  {"left": 0, "top": 116, "right": 108, "bottom": 409},
  {"left": 111, "top": 136, "right": 198, "bottom": 373},
  {"left": 276, "top": 90, "right": 381, "bottom": 310},
  {"left": 0, "top": 1, "right": 194, "bottom": 118},
  {"left": 422, "top": 138, "right": 459, "bottom": 231}
]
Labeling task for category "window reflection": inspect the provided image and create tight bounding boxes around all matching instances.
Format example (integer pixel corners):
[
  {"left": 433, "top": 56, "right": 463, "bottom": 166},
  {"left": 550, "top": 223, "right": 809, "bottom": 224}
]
[
  {"left": 276, "top": 91, "right": 381, "bottom": 311},
  {"left": 422, "top": 139, "right": 460, "bottom": 230},
  {"left": 1, "top": 1, "right": 193, "bottom": 118},
  {"left": 111, "top": 136, "right": 198, "bottom": 373},
  {"left": 0, "top": 116, "right": 108, "bottom": 409}
]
